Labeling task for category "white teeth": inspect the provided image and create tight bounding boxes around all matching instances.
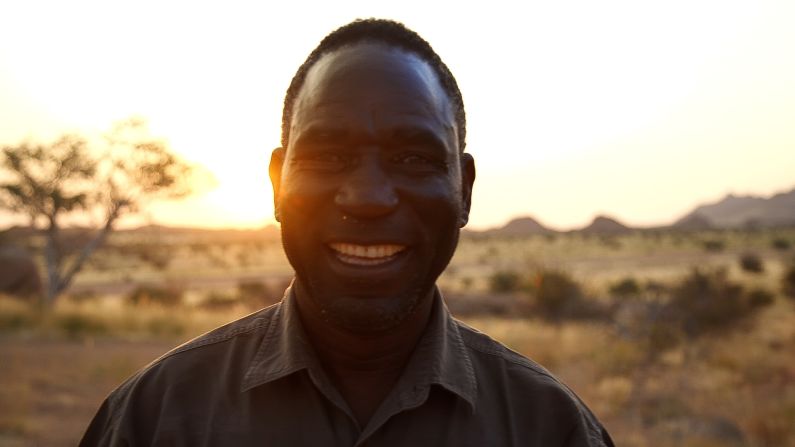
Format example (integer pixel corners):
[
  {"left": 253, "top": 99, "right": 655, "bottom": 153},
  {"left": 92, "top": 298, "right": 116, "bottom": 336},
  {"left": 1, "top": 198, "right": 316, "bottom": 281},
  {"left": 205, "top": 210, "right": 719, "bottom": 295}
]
[{"left": 329, "top": 243, "right": 406, "bottom": 265}]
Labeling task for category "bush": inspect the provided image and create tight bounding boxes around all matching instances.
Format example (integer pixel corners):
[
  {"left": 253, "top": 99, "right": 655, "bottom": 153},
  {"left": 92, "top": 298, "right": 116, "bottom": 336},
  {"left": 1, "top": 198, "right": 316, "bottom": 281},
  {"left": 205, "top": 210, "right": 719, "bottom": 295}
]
[
  {"left": 145, "top": 317, "right": 186, "bottom": 337},
  {"left": 666, "top": 268, "right": 758, "bottom": 337},
  {"left": 748, "top": 288, "right": 775, "bottom": 308},
  {"left": 534, "top": 271, "right": 580, "bottom": 316},
  {"left": 644, "top": 280, "right": 669, "bottom": 296},
  {"left": 532, "top": 270, "right": 604, "bottom": 322},
  {"left": 609, "top": 277, "right": 641, "bottom": 298},
  {"left": 237, "top": 279, "right": 289, "bottom": 309},
  {"left": 55, "top": 313, "right": 108, "bottom": 339},
  {"left": 771, "top": 237, "right": 791, "bottom": 251},
  {"left": 783, "top": 261, "right": 795, "bottom": 299},
  {"left": 702, "top": 239, "right": 725, "bottom": 253},
  {"left": 739, "top": 252, "right": 764, "bottom": 273},
  {"left": 199, "top": 292, "right": 239, "bottom": 311},
  {"left": 127, "top": 284, "right": 183, "bottom": 307},
  {"left": 0, "top": 298, "right": 37, "bottom": 332},
  {"left": 488, "top": 271, "right": 521, "bottom": 293}
]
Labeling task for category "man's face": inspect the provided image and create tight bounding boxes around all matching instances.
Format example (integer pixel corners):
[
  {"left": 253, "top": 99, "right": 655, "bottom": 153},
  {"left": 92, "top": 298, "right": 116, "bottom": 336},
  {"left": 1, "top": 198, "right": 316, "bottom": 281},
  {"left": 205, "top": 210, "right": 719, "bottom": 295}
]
[{"left": 270, "top": 43, "right": 474, "bottom": 333}]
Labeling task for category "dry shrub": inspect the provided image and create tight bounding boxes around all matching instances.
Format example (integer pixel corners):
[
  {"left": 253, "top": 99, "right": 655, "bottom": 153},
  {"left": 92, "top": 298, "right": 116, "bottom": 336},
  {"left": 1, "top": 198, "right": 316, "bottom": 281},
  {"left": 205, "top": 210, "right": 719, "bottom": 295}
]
[
  {"left": 771, "top": 237, "right": 791, "bottom": 251},
  {"left": 612, "top": 270, "right": 776, "bottom": 359},
  {"left": 0, "top": 296, "right": 37, "bottom": 332},
  {"left": 609, "top": 277, "right": 641, "bottom": 298},
  {"left": 145, "top": 316, "right": 186, "bottom": 337},
  {"left": 238, "top": 279, "right": 290, "bottom": 310},
  {"left": 783, "top": 259, "right": 795, "bottom": 299},
  {"left": 738, "top": 252, "right": 764, "bottom": 273},
  {"left": 747, "top": 288, "right": 775, "bottom": 308},
  {"left": 702, "top": 239, "right": 725, "bottom": 253},
  {"left": 55, "top": 312, "right": 109, "bottom": 339},
  {"left": 666, "top": 268, "right": 770, "bottom": 338},
  {"left": 127, "top": 284, "right": 184, "bottom": 307},
  {"left": 590, "top": 338, "right": 644, "bottom": 376},
  {"left": 488, "top": 270, "right": 521, "bottom": 293},
  {"left": 444, "top": 292, "right": 531, "bottom": 317},
  {"left": 199, "top": 291, "right": 239, "bottom": 311},
  {"left": 531, "top": 270, "right": 606, "bottom": 322},
  {"left": 533, "top": 270, "right": 581, "bottom": 319}
]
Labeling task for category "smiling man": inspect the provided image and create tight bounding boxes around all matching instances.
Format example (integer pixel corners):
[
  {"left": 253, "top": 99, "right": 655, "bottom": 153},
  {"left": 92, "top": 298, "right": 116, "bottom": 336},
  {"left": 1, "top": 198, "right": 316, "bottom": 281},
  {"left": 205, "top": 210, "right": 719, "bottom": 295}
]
[{"left": 81, "top": 19, "right": 613, "bottom": 446}]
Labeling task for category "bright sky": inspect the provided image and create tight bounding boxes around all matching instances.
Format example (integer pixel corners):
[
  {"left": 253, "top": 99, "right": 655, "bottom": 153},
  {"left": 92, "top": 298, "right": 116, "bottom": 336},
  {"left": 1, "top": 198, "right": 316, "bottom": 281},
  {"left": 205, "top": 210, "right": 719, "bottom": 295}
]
[{"left": 1, "top": 1, "right": 793, "bottom": 231}]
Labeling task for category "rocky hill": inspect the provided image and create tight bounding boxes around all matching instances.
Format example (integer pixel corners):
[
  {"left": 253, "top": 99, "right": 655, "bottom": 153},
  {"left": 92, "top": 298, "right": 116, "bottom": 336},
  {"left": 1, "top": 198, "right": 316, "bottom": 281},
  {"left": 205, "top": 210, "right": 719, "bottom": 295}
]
[
  {"left": 675, "top": 188, "right": 795, "bottom": 228},
  {"left": 492, "top": 216, "right": 552, "bottom": 236},
  {"left": 580, "top": 215, "right": 633, "bottom": 235}
]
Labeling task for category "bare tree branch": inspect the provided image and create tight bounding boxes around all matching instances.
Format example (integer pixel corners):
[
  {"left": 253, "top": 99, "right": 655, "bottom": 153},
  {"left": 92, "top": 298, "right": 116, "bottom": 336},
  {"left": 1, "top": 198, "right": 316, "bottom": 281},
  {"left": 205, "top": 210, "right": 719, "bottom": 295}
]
[{"left": 0, "top": 119, "right": 197, "bottom": 306}]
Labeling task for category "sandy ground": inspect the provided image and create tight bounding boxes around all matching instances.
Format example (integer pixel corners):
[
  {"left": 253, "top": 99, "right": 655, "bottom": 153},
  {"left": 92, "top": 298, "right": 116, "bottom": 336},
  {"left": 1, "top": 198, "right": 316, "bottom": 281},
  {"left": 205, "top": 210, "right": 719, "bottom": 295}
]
[{"left": 0, "top": 338, "right": 176, "bottom": 447}]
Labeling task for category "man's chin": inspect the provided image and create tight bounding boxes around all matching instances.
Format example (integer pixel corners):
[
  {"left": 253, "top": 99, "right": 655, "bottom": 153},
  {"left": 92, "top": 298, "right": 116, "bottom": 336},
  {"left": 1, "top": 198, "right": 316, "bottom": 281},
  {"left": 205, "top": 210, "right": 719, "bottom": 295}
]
[{"left": 316, "top": 292, "right": 424, "bottom": 334}]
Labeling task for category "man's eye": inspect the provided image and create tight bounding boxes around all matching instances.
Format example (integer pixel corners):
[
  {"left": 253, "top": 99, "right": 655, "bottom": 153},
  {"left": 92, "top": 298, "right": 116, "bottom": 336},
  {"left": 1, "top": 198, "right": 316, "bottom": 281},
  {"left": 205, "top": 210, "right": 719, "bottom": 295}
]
[
  {"left": 392, "top": 153, "right": 446, "bottom": 172},
  {"left": 396, "top": 154, "right": 427, "bottom": 164},
  {"left": 293, "top": 153, "right": 348, "bottom": 172}
]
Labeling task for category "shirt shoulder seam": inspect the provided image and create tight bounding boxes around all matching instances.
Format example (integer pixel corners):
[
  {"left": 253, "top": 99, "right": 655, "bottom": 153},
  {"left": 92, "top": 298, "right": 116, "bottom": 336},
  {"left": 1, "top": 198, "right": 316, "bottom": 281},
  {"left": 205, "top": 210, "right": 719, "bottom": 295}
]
[
  {"left": 165, "top": 310, "right": 273, "bottom": 358},
  {"left": 455, "top": 320, "right": 555, "bottom": 379},
  {"left": 455, "top": 320, "right": 610, "bottom": 443},
  {"left": 109, "top": 306, "right": 277, "bottom": 400}
]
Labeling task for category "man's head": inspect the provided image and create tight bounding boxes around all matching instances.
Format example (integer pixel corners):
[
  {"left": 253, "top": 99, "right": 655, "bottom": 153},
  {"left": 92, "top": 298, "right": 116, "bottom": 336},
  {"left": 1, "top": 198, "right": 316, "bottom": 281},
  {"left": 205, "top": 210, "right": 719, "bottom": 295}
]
[
  {"left": 280, "top": 19, "right": 467, "bottom": 152},
  {"left": 270, "top": 19, "right": 475, "bottom": 334}
]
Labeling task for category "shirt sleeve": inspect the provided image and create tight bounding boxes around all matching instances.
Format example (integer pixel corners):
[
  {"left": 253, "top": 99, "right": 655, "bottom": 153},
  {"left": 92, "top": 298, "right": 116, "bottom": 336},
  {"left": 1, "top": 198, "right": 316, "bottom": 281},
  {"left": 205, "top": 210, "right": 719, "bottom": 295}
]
[
  {"left": 79, "top": 396, "right": 127, "bottom": 447},
  {"left": 562, "top": 419, "right": 616, "bottom": 447}
]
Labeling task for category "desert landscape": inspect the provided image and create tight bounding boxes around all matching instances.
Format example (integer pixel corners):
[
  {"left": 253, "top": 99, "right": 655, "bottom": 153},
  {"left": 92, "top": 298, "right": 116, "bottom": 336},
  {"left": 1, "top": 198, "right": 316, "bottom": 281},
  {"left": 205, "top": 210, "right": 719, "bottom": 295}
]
[
  {"left": 3, "top": 4, "right": 795, "bottom": 446},
  {"left": 2, "top": 195, "right": 795, "bottom": 446}
]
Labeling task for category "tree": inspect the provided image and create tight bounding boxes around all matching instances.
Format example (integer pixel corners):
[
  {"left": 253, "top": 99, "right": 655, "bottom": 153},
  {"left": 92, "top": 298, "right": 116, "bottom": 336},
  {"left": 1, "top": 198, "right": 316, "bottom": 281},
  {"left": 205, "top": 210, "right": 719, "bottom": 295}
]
[{"left": 0, "top": 118, "right": 193, "bottom": 305}]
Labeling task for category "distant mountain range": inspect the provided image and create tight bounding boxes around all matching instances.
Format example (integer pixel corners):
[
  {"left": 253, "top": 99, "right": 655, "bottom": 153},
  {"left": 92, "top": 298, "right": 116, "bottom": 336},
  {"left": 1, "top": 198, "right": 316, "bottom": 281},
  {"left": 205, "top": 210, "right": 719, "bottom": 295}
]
[
  {"left": 673, "top": 188, "right": 795, "bottom": 230},
  {"left": 3, "top": 187, "right": 793, "bottom": 238},
  {"left": 472, "top": 186, "right": 795, "bottom": 236}
]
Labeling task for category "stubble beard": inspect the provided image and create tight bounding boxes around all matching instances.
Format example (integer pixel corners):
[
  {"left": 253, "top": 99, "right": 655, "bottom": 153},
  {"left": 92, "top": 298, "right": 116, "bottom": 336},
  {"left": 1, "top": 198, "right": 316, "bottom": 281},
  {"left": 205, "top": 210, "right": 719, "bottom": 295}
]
[{"left": 304, "top": 275, "right": 429, "bottom": 335}]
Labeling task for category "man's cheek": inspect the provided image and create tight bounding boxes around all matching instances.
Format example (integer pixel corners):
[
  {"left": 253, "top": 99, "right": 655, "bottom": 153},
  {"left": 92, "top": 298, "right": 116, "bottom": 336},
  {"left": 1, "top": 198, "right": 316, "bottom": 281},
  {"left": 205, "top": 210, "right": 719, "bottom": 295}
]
[{"left": 280, "top": 184, "right": 329, "bottom": 211}]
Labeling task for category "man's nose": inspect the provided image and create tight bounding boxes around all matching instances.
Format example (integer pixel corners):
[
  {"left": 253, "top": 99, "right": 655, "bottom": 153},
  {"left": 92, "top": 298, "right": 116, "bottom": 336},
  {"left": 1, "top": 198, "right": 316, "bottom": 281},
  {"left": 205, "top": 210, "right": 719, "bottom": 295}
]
[{"left": 334, "top": 159, "right": 398, "bottom": 219}]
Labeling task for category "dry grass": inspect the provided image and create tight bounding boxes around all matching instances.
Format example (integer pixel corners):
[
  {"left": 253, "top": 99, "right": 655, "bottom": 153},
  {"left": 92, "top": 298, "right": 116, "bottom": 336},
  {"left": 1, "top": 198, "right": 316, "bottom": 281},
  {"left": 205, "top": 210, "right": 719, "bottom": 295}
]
[
  {"left": 464, "top": 299, "right": 795, "bottom": 447},
  {"left": 0, "top": 297, "right": 252, "bottom": 446},
  {"left": 2, "top": 297, "right": 792, "bottom": 446},
  {"left": 0, "top": 296, "right": 251, "bottom": 341},
  {"left": 2, "top": 228, "right": 794, "bottom": 446}
]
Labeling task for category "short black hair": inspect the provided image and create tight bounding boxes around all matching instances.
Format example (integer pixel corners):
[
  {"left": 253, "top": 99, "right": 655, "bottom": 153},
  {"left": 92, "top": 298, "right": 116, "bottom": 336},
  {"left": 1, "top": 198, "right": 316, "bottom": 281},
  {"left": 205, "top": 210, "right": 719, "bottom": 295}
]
[{"left": 281, "top": 18, "right": 466, "bottom": 151}]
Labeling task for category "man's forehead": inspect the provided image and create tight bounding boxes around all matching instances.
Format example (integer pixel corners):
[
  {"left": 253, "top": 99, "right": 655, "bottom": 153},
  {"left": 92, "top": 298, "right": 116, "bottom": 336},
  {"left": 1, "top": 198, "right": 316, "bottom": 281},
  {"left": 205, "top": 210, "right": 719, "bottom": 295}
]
[
  {"left": 306, "top": 42, "right": 435, "bottom": 83},
  {"left": 292, "top": 42, "right": 454, "bottom": 126}
]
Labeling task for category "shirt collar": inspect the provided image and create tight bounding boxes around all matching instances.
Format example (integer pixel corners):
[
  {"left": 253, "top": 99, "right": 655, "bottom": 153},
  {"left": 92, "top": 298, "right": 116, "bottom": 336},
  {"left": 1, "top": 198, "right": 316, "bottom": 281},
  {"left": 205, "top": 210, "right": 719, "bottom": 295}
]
[
  {"left": 241, "top": 285, "right": 478, "bottom": 411},
  {"left": 241, "top": 286, "right": 318, "bottom": 389}
]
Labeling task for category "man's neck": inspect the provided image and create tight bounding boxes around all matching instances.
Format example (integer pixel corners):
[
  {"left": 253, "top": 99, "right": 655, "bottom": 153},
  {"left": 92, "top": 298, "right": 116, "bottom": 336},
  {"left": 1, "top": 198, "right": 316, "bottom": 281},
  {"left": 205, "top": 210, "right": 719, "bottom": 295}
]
[{"left": 292, "top": 282, "right": 436, "bottom": 426}]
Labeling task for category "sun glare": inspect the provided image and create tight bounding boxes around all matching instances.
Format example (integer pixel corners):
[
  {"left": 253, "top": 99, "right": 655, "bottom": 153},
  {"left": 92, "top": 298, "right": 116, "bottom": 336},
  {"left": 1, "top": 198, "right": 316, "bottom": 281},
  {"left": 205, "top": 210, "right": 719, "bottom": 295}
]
[{"left": 1, "top": 1, "right": 794, "bottom": 230}]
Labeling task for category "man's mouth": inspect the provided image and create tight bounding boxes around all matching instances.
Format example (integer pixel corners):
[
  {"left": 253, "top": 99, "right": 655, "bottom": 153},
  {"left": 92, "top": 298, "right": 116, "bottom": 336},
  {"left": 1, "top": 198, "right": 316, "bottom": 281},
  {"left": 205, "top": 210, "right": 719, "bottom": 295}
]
[{"left": 328, "top": 243, "right": 407, "bottom": 266}]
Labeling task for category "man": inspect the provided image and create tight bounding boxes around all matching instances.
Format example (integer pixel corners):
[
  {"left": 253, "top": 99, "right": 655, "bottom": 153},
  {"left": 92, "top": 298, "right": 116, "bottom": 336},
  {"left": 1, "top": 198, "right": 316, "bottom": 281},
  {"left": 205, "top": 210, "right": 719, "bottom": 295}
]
[{"left": 81, "top": 19, "right": 614, "bottom": 446}]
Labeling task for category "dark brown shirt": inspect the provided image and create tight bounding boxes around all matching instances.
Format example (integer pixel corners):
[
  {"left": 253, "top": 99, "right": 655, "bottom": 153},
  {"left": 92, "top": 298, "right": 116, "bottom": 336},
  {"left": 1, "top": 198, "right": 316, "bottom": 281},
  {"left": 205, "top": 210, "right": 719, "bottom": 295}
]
[{"left": 81, "top": 288, "right": 614, "bottom": 446}]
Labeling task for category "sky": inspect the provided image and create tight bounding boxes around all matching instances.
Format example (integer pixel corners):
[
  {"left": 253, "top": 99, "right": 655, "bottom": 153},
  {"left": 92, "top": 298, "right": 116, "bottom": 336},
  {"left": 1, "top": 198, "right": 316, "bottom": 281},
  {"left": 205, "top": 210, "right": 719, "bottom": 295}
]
[{"left": 1, "top": 0, "right": 793, "bottom": 231}]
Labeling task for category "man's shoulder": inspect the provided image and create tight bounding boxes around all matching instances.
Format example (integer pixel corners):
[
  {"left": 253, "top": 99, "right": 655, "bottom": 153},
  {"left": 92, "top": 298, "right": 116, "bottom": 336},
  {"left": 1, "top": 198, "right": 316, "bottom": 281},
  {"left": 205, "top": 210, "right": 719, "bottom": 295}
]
[
  {"left": 454, "top": 318, "right": 557, "bottom": 379},
  {"left": 80, "top": 304, "right": 282, "bottom": 446},
  {"left": 453, "top": 319, "right": 614, "bottom": 447},
  {"left": 160, "top": 304, "right": 277, "bottom": 359},
  {"left": 110, "top": 303, "right": 280, "bottom": 402}
]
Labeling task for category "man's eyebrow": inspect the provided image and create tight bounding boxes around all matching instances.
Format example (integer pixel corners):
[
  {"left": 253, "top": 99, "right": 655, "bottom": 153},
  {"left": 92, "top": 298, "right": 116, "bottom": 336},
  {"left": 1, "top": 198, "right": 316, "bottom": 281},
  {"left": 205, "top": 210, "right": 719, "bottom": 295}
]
[
  {"left": 389, "top": 127, "right": 448, "bottom": 147},
  {"left": 295, "top": 126, "right": 349, "bottom": 144}
]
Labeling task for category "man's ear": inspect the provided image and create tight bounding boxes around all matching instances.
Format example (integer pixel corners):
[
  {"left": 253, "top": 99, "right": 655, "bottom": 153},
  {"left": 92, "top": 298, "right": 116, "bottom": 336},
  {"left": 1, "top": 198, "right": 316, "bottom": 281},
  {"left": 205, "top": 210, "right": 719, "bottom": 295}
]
[
  {"left": 269, "top": 147, "right": 286, "bottom": 222},
  {"left": 459, "top": 152, "right": 476, "bottom": 228}
]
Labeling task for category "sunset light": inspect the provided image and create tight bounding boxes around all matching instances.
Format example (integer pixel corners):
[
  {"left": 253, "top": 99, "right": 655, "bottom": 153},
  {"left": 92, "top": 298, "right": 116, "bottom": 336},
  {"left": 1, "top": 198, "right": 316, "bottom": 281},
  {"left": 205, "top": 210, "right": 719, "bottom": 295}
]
[
  {"left": 3, "top": 5, "right": 795, "bottom": 445},
  {"left": 1, "top": 0, "right": 793, "bottom": 230}
]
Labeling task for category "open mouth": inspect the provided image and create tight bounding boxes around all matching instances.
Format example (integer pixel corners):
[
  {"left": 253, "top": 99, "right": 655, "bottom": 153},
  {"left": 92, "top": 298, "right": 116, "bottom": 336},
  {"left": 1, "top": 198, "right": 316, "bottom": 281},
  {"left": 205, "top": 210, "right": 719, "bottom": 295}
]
[{"left": 328, "top": 243, "right": 407, "bottom": 266}]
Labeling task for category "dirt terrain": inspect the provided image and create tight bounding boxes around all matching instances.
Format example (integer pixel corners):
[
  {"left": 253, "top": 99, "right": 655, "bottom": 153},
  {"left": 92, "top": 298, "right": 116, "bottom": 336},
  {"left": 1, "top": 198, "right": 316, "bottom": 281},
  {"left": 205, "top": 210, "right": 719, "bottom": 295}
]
[
  {"left": 1, "top": 228, "right": 794, "bottom": 446},
  {"left": 0, "top": 339, "right": 173, "bottom": 447}
]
